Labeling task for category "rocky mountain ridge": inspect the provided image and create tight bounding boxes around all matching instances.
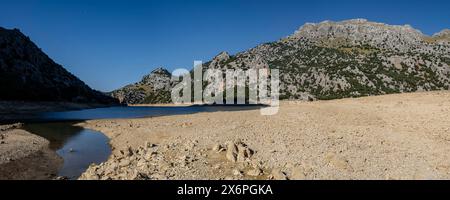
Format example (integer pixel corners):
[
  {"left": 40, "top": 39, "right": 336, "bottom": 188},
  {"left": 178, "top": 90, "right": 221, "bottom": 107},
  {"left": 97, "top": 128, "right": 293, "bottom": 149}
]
[{"left": 113, "top": 19, "right": 450, "bottom": 103}]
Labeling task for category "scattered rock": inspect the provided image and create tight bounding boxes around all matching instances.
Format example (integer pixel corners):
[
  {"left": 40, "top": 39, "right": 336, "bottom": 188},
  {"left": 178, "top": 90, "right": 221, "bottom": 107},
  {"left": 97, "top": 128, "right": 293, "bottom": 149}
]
[
  {"left": 145, "top": 141, "right": 156, "bottom": 148},
  {"left": 212, "top": 143, "right": 224, "bottom": 152},
  {"left": 225, "top": 141, "right": 238, "bottom": 162},
  {"left": 237, "top": 143, "right": 253, "bottom": 162},
  {"left": 0, "top": 123, "right": 23, "bottom": 131},
  {"left": 270, "top": 168, "right": 288, "bottom": 180},
  {"left": 181, "top": 122, "right": 193, "bottom": 128},
  {"left": 225, "top": 140, "right": 254, "bottom": 163},
  {"left": 247, "top": 167, "right": 262, "bottom": 177},
  {"left": 232, "top": 169, "right": 243, "bottom": 177},
  {"left": 184, "top": 141, "right": 196, "bottom": 151}
]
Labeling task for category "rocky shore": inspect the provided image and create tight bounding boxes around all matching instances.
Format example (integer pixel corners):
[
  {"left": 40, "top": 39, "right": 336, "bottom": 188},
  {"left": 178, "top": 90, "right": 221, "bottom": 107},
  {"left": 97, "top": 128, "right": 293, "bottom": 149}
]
[
  {"left": 0, "top": 123, "right": 62, "bottom": 180},
  {"left": 79, "top": 91, "right": 450, "bottom": 180}
]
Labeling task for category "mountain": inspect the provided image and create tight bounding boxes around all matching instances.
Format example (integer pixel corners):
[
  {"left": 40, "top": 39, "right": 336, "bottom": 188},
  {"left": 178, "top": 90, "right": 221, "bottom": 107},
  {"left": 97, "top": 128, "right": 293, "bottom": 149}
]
[
  {"left": 113, "top": 19, "right": 450, "bottom": 103},
  {"left": 0, "top": 27, "right": 118, "bottom": 104},
  {"left": 110, "top": 68, "right": 174, "bottom": 104},
  {"left": 220, "top": 19, "right": 450, "bottom": 100}
]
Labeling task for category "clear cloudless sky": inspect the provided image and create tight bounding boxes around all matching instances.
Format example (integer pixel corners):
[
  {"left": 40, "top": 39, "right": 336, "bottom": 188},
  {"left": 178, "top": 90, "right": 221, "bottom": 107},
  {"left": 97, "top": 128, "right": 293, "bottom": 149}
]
[{"left": 1, "top": 0, "right": 449, "bottom": 91}]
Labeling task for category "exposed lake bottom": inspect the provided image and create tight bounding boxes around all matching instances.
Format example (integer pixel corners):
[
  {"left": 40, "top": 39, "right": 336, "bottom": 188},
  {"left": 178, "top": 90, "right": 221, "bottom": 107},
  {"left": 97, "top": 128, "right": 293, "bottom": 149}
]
[{"left": 19, "top": 105, "right": 261, "bottom": 179}]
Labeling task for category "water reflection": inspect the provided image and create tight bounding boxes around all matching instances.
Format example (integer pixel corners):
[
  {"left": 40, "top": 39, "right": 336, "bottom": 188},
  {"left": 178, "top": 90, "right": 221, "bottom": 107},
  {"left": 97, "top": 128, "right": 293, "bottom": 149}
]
[
  {"left": 23, "top": 122, "right": 111, "bottom": 179},
  {"left": 23, "top": 122, "right": 84, "bottom": 150}
]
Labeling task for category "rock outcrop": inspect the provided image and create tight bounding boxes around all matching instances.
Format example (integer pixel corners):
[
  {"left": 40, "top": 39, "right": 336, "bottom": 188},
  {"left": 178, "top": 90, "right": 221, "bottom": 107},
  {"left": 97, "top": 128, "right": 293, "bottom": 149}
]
[
  {"left": 0, "top": 27, "right": 117, "bottom": 104},
  {"left": 110, "top": 68, "right": 174, "bottom": 104}
]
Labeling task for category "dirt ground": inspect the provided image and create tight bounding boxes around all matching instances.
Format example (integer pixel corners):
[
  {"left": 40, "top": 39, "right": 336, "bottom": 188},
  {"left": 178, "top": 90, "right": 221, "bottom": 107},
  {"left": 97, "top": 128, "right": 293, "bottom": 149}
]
[
  {"left": 0, "top": 124, "right": 62, "bottom": 180},
  {"left": 78, "top": 91, "right": 450, "bottom": 180}
]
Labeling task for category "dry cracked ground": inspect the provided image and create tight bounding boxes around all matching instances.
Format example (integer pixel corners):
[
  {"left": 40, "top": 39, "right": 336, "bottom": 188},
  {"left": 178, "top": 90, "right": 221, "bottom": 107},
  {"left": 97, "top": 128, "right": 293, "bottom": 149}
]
[{"left": 79, "top": 91, "right": 450, "bottom": 180}]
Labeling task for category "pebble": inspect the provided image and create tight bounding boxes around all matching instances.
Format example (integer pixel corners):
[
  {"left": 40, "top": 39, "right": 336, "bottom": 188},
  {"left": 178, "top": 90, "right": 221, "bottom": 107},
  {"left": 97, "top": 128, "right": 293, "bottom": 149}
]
[
  {"left": 270, "top": 168, "right": 287, "bottom": 180},
  {"left": 145, "top": 141, "right": 156, "bottom": 148},
  {"left": 212, "top": 143, "right": 223, "bottom": 152},
  {"left": 247, "top": 167, "right": 262, "bottom": 177},
  {"left": 232, "top": 169, "right": 243, "bottom": 176}
]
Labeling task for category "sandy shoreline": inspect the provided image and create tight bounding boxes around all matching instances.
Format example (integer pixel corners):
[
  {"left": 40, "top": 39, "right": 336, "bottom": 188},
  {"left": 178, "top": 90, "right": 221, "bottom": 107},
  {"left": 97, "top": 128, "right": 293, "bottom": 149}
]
[
  {"left": 0, "top": 124, "right": 62, "bottom": 180},
  {"left": 78, "top": 91, "right": 450, "bottom": 180}
]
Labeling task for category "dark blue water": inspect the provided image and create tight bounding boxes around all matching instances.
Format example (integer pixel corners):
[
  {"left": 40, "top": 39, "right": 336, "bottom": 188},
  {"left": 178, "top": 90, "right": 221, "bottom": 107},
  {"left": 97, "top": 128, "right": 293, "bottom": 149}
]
[
  {"left": 22, "top": 105, "right": 260, "bottom": 179},
  {"left": 31, "top": 105, "right": 260, "bottom": 122}
]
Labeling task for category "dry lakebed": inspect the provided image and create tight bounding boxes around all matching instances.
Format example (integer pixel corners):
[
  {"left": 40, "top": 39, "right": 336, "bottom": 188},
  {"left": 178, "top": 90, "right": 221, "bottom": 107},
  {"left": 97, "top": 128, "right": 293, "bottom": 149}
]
[{"left": 1, "top": 91, "right": 450, "bottom": 180}]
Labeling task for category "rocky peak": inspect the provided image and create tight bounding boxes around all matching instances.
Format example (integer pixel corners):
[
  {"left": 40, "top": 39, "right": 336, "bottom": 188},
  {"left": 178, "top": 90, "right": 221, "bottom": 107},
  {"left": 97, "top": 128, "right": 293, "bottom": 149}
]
[
  {"left": 150, "top": 67, "right": 171, "bottom": 76},
  {"left": 141, "top": 67, "right": 171, "bottom": 83},
  {"left": 209, "top": 51, "right": 231, "bottom": 68},
  {"left": 139, "top": 67, "right": 172, "bottom": 91},
  {"left": 433, "top": 29, "right": 450, "bottom": 37},
  {"left": 111, "top": 67, "right": 173, "bottom": 104},
  {"left": 290, "top": 19, "right": 425, "bottom": 52},
  {"left": 214, "top": 51, "right": 230, "bottom": 61},
  {"left": 294, "top": 19, "right": 423, "bottom": 37}
]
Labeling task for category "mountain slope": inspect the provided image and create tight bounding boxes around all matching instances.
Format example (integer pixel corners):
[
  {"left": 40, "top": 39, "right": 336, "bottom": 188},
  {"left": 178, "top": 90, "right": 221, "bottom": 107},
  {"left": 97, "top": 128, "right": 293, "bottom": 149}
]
[
  {"left": 110, "top": 68, "right": 173, "bottom": 104},
  {"left": 114, "top": 19, "right": 450, "bottom": 103},
  {"left": 0, "top": 27, "right": 117, "bottom": 104}
]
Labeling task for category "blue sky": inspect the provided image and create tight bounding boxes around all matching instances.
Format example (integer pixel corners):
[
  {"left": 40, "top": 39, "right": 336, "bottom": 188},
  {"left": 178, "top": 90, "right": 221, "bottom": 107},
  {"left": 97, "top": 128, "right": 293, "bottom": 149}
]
[{"left": 1, "top": 0, "right": 449, "bottom": 92}]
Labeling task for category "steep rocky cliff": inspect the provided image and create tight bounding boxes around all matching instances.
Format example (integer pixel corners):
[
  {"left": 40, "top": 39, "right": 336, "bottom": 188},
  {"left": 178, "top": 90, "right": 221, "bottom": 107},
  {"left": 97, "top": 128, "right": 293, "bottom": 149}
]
[{"left": 0, "top": 27, "right": 117, "bottom": 104}]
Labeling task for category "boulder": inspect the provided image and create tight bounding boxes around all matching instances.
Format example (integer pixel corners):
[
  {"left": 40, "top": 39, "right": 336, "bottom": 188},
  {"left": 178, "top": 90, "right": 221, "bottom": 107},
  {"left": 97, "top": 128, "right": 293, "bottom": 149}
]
[
  {"left": 225, "top": 141, "right": 238, "bottom": 162},
  {"left": 225, "top": 140, "right": 254, "bottom": 163}
]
